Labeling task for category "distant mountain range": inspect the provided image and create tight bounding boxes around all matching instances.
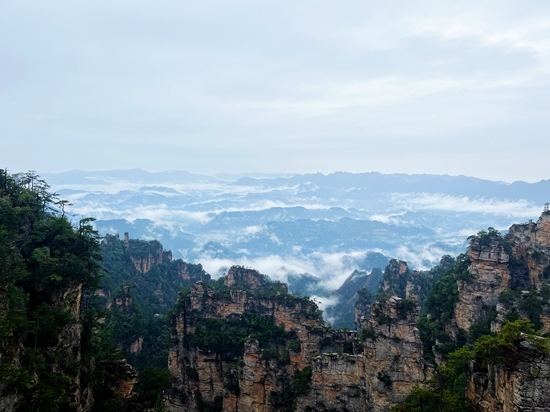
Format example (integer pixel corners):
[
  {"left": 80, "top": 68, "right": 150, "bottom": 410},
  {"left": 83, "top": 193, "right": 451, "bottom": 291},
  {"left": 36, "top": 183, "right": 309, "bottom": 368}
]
[{"left": 44, "top": 169, "right": 548, "bottom": 296}]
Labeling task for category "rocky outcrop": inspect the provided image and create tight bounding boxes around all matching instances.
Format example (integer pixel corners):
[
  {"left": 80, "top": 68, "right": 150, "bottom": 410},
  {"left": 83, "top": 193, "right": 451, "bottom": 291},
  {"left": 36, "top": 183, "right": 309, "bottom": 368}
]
[
  {"left": 0, "top": 281, "right": 94, "bottom": 412},
  {"left": 128, "top": 241, "right": 165, "bottom": 274},
  {"left": 168, "top": 267, "right": 322, "bottom": 412},
  {"left": 507, "top": 213, "right": 550, "bottom": 289},
  {"left": 357, "top": 295, "right": 433, "bottom": 411},
  {"left": 165, "top": 212, "right": 550, "bottom": 412},
  {"left": 224, "top": 266, "right": 269, "bottom": 290},
  {"left": 454, "top": 238, "right": 511, "bottom": 331},
  {"left": 467, "top": 340, "right": 550, "bottom": 411},
  {"left": 452, "top": 213, "right": 550, "bottom": 334},
  {"left": 168, "top": 265, "right": 432, "bottom": 412},
  {"left": 297, "top": 352, "right": 366, "bottom": 412},
  {"left": 99, "top": 360, "right": 139, "bottom": 398}
]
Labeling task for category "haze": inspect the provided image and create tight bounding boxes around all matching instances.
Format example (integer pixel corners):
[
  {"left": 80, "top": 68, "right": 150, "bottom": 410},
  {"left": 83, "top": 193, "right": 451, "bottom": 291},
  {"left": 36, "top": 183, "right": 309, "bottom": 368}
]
[{"left": 2, "top": 1, "right": 550, "bottom": 182}]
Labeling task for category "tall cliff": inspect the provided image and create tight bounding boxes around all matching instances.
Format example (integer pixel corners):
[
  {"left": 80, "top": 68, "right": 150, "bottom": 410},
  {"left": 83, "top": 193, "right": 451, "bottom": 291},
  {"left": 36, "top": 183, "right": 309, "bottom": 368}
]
[
  {"left": 168, "top": 265, "right": 432, "bottom": 412},
  {"left": 99, "top": 234, "right": 210, "bottom": 369},
  {"left": 168, "top": 266, "right": 323, "bottom": 411},
  {"left": 0, "top": 170, "right": 137, "bottom": 412},
  {"left": 404, "top": 211, "right": 550, "bottom": 411},
  {"left": 467, "top": 336, "right": 550, "bottom": 412}
]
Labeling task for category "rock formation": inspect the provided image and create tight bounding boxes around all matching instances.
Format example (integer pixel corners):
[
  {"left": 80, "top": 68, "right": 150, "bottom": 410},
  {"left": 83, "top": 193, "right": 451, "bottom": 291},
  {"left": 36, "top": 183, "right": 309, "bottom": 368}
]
[
  {"left": 454, "top": 237, "right": 511, "bottom": 331},
  {"left": 168, "top": 267, "right": 323, "bottom": 411},
  {"left": 168, "top": 266, "right": 431, "bottom": 412},
  {"left": 467, "top": 340, "right": 550, "bottom": 411}
]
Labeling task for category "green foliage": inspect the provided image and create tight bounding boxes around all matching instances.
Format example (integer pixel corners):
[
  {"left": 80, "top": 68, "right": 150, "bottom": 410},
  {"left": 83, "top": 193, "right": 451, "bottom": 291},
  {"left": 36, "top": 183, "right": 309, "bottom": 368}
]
[
  {"left": 518, "top": 290, "right": 544, "bottom": 330},
  {"left": 0, "top": 170, "right": 106, "bottom": 411},
  {"left": 391, "top": 386, "right": 474, "bottom": 412},
  {"left": 195, "top": 392, "right": 223, "bottom": 412},
  {"left": 392, "top": 342, "right": 475, "bottom": 411},
  {"left": 494, "top": 319, "right": 550, "bottom": 353},
  {"left": 396, "top": 320, "right": 550, "bottom": 412},
  {"left": 134, "top": 367, "right": 171, "bottom": 407},
  {"left": 499, "top": 290, "right": 521, "bottom": 309},
  {"left": 288, "top": 340, "right": 301, "bottom": 352},
  {"left": 499, "top": 288, "right": 547, "bottom": 331},
  {"left": 190, "top": 314, "right": 292, "bottom": 355},
  {"left": 468, "top": 308, "right": 497, "bottom": 341},
  {"left": 356, "top": 287, "right": 374, "bottom": 305},
  {"left": 372, "top": 300, "right": 392, "bottom": 325},
  {"left": 396, "top": 298, "right": 415, "bottom": 320},
  {"left": 98, "top": 234, "right": 212, "bottom": 400},
  {"left": 377, "top": 371, "right": 392, "bottom": 388},
  {"left": 360, "top": 327, "right": 377, "bottom": 341},
  {"left": 292, "top": 365, "right": 313, "bottom": 397},
  {"left": 418, "top": 254, "right": 470, "bottom": 361},
  {"left": 467, "top": 227, "right": 504, "bottom": 248}
]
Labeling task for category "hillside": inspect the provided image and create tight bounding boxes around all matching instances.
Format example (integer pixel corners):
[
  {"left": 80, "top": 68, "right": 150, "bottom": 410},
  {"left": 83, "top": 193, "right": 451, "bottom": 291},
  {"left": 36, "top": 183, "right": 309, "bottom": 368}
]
[{"left": 3, "top": 170, "right": 550, "bottom": 411}]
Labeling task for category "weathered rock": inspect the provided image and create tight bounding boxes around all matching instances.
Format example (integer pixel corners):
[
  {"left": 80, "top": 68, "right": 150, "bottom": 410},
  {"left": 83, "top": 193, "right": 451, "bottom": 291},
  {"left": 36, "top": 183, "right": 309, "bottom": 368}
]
[
  {"left": 467, "top": 341, "right": 550, "bottom": 411},
  {"left": 296, "top": 353, "right": 367, "bottom": 412},
  {"left": 168, "top": 265, "right": 433, "bottom": 412},
  {"left": 360, "top": 295, "right": 432, "bottom": 411},
  {"left": 455, "top": 238, "right": 511, "bottom": 331},
  {"left": 168, "top": 267, "right": 321, "bottom": 412},
  {"left": 100, "top": 360, "right": 139, "bottom": 398},
  {"left": 507, "top": 213, "right": 550, "bottom": 289}
]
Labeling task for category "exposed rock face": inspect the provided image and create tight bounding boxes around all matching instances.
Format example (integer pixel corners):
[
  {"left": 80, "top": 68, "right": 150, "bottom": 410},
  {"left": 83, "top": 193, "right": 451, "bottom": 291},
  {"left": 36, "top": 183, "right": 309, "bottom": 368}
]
[
  {"left": 100, "top": 360, "right": 139, "bottom": 398},
  {"left": 168, "top": 268, "right": 322, "bottom": 412},
  {"left": 507, "top": 213, "right": 550, "bottom": 289},
  {"left": 467, "top": 341, "right": 550, "bottom": 412},
  {"left": 169, "top": 266, "right": 432, "bottom": 412},
  {"left": 114, "top": 285, "right": 133, "bottom": 310},
  {"left": 381, "top": 259, "right": 411, "bottom": 297},
  {"left": 0, "top": 282, "right": 93, "bottom": 412},
  {"left": 356, "top": 295, "right": 433, "bottom": 411},
  {"left": 130, "top": 337, "right": 143, "bottom": 354},
  {"left": 455, "top": 238, "right": 511, "bottom": 331},
  {"left": 224, "top": 266, "right": 270, "bottom": 290},
  {"left": 297, "top": 353, "right": 367, "bottom": 412},
  {"left": 129, "top": 242, "right": 165, "bottom": 274},
  {"left": 452, "top": 213, "right": 550, "bottom": 335},
  {"left": 166, "top": 213, "right": 550, "bottom": 412}
]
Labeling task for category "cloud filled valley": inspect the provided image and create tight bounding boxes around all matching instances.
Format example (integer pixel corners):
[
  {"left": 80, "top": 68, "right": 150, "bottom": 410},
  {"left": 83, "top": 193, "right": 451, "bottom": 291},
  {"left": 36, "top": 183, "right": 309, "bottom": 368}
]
[{"left": 43, "top": 169, "right": 549, "bottom": 296}]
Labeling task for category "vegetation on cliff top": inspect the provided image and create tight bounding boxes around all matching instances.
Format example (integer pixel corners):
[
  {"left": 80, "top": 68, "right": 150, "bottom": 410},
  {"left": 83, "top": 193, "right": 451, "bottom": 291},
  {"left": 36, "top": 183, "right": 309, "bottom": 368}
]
[
  {"left": 0, "top": 170, "right": 110, "bottom": 411},
  {"left": 394, "top": 319, "right": 550, "bottom": 412}
]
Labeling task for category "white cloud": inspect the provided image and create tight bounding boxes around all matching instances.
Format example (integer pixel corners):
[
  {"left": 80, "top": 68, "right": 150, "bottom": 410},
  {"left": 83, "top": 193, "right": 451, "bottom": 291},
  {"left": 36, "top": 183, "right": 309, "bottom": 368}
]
[
  {"left": 197, "top": 249, "right": 381, "bottom": 291},
  {"left": 391, "top": 193, "right": 541, "bottom": 217},
  {"left": 243, "top": 225, "right": 263, "bottom": 235}
]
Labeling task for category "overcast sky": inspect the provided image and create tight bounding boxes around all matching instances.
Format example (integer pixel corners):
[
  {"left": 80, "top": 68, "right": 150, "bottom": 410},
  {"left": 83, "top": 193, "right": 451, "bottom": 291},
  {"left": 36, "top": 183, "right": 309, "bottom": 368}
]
[{"left": 2, "top": 1, "right": 549, "bottom": 182}]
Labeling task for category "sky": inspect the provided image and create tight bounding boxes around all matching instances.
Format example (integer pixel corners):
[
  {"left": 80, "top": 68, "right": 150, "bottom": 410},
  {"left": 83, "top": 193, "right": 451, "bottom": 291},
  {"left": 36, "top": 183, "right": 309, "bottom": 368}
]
[{"left": 2, "top": 1, "right": 550, "bottom": 182}]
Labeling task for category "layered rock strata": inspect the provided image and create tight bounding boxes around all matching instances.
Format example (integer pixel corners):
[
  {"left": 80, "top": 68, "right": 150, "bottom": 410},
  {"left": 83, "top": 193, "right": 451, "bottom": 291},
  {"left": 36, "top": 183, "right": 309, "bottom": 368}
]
[
  {"left": 467, "top": 340, "right": 550, "bottom": 411},
  {"left": 168, "top": 266, "right": 432, "bottom": 412}
]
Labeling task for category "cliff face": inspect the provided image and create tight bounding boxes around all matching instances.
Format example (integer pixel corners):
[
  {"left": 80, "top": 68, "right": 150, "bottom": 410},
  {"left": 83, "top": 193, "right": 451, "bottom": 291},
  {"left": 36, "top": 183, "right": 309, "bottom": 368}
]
[
  {"left": 296, "top": 295, "right": 431, "bottom": 412},
  {"left": 467, "top": 341, "right": 550, "bottom": 412},
  {"left": 358, "top": 295, "right": 433, "bottom": 411},
  {"left": 168, "top": 267, "right": 323, "bottom": 412},
  {"left": 101, "top": 234, "right": 210, "bottom": 310},
  {"left": 452, "top": 213, "right": 550, "bottom": 334},
  {"left": 100, "top": 234, "right": 211, "bottom": 361},
  {"left": 1, "top": 281, "right": 92, "bottom": 412},
  {"left": 454, "top": 238, "right": 511, "bottom": 331},
  {"left": 168, "top": 266, "right": 432, "bottom": 412},
  {"left": 506, "top": 213, "right": 550, "bottom": 289}
]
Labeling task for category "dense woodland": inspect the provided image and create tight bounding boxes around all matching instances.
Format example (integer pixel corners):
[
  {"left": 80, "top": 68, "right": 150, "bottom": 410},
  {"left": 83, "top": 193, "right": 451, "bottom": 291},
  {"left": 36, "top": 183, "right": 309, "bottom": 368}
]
[{"left": 0, "top": 169, "right": 107, "bottom": 411}]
